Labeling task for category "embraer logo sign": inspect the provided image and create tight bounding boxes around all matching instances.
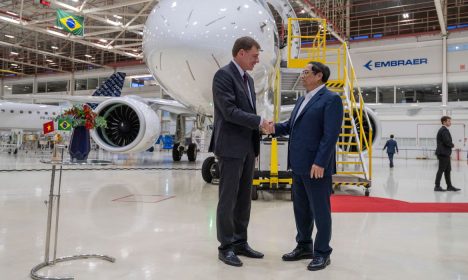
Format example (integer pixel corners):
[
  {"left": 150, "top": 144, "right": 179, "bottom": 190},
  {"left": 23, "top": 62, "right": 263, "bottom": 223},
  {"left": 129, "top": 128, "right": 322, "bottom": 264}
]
[{"left": 364, "top": 58, "right": 428, "bottom": 70}]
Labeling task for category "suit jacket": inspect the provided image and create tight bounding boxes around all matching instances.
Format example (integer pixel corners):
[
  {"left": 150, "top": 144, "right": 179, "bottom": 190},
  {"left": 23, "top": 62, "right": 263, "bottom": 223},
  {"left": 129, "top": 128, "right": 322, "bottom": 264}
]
[
  {"left": 209, "top": 61, "right": 261, "bottom": 158},
  {"left": 435, "top": 126, "right": 454, "bottom": 157},
  {"left": 274, "top": 87, "right": 343, "bottom": 175},
  {"left": 383, "top": 139, "right": 398, "bottom": 154}
]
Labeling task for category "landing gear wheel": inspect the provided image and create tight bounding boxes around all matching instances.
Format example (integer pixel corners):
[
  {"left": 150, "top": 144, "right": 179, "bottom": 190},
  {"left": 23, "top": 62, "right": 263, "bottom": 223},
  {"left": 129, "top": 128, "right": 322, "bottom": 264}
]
[
  {"left": 187, "top": 143, "right": 197, "bottom": 162},
  {"left": 251, "top": 185, "right": 258, "bottom": 200},
  {"left": 202, "top": 156, "right": 218, "bottom": 183},
  {"left": 172, "top": 143, "right": 182, "bottom": 161}
]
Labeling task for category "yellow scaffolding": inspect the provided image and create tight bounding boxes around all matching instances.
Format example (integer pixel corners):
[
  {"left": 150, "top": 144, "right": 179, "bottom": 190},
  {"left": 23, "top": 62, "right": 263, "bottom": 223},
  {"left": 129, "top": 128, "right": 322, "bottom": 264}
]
[{"left": 254, "top": 17, "right": 373, "bottom": 197}]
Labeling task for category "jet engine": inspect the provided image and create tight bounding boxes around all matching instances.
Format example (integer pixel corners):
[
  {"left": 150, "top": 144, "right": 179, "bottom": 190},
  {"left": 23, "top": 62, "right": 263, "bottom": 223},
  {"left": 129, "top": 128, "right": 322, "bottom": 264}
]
[{"left": 90, "top": 97, "right": 161, "bottom": 153}]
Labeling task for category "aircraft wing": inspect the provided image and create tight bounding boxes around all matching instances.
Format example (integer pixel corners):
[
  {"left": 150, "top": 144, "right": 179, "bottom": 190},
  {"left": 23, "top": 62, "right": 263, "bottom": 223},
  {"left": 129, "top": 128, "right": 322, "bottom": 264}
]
[
  {"left": 1, "top": 94, "right": 195, "bottom": 115},
  {"left": 2, "top": 94, "right": 111, "bottom": 103},
  {"left": 144, "top": 98, "right": 195, "bottom": 115}
]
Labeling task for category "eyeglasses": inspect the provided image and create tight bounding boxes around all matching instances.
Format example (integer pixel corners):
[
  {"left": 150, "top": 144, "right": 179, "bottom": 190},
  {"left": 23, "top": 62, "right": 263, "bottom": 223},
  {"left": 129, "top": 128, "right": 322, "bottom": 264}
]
[
  {"left": 301, "top": 69, "right": 319, "bottom": 76},
  {"left": 301, "top": 64, "right": 323, "bottom": 77}
]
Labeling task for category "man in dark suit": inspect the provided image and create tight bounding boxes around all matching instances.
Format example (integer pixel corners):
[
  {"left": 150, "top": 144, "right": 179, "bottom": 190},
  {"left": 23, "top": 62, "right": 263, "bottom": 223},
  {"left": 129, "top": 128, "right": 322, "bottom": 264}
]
[
  {"left": 434, "top": 116, "right": 460, "bottom": 192},
  {"left": 267, "top": 61, "right": 343, "bottom": 271},
  {"left": 383, "top": 134, "right": 398, "bottom": 168},
  {"left": 210, "top": 36, "right": 270, "bottom": 267}
]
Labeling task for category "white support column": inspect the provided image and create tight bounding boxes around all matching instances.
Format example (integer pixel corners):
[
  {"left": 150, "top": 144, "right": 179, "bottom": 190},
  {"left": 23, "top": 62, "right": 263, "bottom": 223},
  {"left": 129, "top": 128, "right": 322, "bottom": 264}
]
[
  {"left": 442, "top": 35, "right": 448, "bottom": 115},
  {"left": 33, "top": 75, "right": 38, "bottom": 94},
  {"left": 70, "top": 72, "right": 75, "bottom": 96},
  {"left": 375, "top": 86, "right": 379, "bottom": 103}
]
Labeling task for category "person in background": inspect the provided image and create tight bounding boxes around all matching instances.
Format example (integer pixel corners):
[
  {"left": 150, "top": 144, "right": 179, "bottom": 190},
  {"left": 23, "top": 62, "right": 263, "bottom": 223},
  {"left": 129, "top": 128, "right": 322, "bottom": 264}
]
[
  {"left": 383, "top": 134, "right": 399, "bottom": 168},
  {"left": 434, "top": 116, "right": 460, "bottom": 192}
]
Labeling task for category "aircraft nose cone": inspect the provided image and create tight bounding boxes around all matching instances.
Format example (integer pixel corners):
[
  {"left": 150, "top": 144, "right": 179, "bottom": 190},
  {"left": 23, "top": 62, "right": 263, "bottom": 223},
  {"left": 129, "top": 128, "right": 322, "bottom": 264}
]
[{"left": 143, "top": 0, "right": 278, "bottom": 115}]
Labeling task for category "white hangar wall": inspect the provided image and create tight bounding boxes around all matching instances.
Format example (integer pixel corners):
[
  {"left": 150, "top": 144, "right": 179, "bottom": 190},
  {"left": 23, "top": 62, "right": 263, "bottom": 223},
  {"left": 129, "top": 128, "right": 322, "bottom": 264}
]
[
  {"left": 346, "top": 31, "right": 468, "bottom": 159},
  {"left": 349, "top": 30, "right": 468, "bottom": 87}
]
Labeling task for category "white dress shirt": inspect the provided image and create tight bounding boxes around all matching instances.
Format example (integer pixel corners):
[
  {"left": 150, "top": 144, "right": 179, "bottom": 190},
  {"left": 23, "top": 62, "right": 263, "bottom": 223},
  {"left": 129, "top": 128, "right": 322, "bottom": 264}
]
[
  {"left": 294, "top": 84, "right": 325, "bottom": 122},
  {"left": 232, "top": 60, "right": 254, "bottom": 108}
]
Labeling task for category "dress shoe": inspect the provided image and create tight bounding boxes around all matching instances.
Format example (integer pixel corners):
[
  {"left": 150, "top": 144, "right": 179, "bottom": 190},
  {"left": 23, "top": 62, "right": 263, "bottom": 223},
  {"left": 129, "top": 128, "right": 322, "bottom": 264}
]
[
  {"left": 218, "top": 250, "right": 242, "bottom": 267},
  {"left": 307, "top": 255, "right": 331, "bottom": 271},
  {"left": 447, "top": 186, "right": 461, "bottom": 191},
  {"left": 282, "top": 247, "right": 314, "bottom": 261},
  {"left": 434, "top": 186, "right": 446, "bottom": 192},
  {"left": 233, "top": 244, "right": 264, "bottom": 258}
]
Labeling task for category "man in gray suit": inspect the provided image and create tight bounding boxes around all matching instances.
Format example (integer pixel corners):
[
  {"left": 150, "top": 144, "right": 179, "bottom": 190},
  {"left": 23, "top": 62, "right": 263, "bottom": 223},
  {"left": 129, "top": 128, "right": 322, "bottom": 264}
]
[{"left": 210, "top": 36, "right": 270, "bottom": 267}]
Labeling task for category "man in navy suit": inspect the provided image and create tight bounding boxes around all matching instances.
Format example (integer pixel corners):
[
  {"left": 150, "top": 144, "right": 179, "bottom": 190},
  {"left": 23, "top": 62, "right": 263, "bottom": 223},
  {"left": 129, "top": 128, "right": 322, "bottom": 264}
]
[
  {"left": 383, "top": 134, "right": 398, "bottom": 168},
  {"left": 267, "top": 61, "right": 343, "bottom": 271},
  {"left": 210, "top": 37, "right": 270, "bottom": 267}
]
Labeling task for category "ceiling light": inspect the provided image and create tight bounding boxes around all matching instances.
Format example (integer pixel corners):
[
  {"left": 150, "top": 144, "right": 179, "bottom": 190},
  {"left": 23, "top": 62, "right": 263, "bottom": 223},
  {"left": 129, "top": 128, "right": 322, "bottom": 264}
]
[
  {"left": 99, "top": 38, "right": 108, "bottom": 43},
  {"left": 0, "top": 15, "right": 20, "bottom": 24},
  {"left": 106, "top": 19, "right": 121, "bottom": 26},
  {"left": 402, "top": 13, "right": 409, "bottom": 19},
  {"left": 5, "top": 34, "right": 14, "bottom": 39},
  {"left": 129, "top": 74, "right": 153, "bottom": 79},
  {"left": 11, "top": 63, "right": 18, "bottom": 66},
  {"left": 47, "top": 29, "right": 66, "bottom": 37},
  {"left": 85, "top": 54, "right": 93, "bottom": 58},
  {"left": 46, "top": 59, "right": 53, "bottom": 62},
  {"left": 10, "top": 51, "right": 19, "bottom": 55},
  {"left": 124, "top": 52, "right": 139, "bottom": 58},
  {"left": 6, "top": 11, "right": 18, "bottom": 16},
  {"left": 113, "top": 15, "right": 122, "bottom": 19},
  {"left": 51, "top": 46, "right": 58, "bottom": 49}
]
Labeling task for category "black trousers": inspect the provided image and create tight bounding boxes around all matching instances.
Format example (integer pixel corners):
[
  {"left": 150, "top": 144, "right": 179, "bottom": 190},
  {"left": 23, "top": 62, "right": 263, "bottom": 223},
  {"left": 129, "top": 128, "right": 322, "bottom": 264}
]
[
  {"left": 216, "top": 152, "right": 255, "bottom": 251},
  {"left": 291, "top": 172, "right": 333, "bottom": 257},
  {"left": 435, "top": 155, "right": 452, "bottom": 187},
  {"left": 387, "top": 152, "right": 394, "bottom": 167}
]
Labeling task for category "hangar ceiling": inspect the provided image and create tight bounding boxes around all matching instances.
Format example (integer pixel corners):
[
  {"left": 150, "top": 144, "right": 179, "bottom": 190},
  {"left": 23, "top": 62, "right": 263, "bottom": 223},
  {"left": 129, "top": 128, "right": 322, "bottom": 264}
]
[{"left": 0, "top": 0, "right": 467, "bottom": 78}]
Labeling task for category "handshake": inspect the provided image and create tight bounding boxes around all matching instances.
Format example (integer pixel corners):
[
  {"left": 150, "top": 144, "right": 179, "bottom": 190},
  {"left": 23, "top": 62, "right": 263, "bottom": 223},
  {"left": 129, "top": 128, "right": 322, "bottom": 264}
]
[{"left": 260, "top": 119, "right": 275, "bottom": 135}]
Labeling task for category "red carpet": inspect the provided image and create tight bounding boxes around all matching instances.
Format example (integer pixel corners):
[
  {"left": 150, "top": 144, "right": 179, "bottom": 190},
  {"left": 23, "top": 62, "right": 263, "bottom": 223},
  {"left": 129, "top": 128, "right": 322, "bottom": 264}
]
[{"left": 331, "top": 195, "right": 468, "bottom": 213}]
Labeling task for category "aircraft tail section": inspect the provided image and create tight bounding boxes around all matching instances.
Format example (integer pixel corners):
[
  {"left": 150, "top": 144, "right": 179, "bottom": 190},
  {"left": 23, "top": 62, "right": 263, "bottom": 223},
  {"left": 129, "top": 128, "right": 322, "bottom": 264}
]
[
  {"left": 89, "top": 72, "right": 126, "bottom": 109},
  {"left": 92, "top": 72, "right": 126, "bottom": 97}
]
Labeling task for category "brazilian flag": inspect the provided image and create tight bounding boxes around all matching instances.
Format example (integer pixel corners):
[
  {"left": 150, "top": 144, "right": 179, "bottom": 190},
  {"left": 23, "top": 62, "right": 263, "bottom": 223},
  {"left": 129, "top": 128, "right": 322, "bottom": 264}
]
[
  {"left": 58, "top": 118, "right": 72, "bottom": 131},
  {"left": 56, "top": 9, "right": 84, "bottom": 36}
]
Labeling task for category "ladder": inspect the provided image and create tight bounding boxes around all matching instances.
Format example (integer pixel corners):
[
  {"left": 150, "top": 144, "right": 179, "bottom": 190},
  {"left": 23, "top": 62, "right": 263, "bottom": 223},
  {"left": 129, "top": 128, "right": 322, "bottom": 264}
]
[{"left": 285, "top": 18, "right": 373, "bottom": 196}]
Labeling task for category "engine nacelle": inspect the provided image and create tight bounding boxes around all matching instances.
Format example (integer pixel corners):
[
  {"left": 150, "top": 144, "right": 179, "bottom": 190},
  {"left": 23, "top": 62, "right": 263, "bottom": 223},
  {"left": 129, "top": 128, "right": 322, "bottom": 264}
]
[
  {"left": 90, "top": 97, "right": 161, "bottom": 153},
  {"left": 341, "top": 106, "right": 381, "bottom": 152}
]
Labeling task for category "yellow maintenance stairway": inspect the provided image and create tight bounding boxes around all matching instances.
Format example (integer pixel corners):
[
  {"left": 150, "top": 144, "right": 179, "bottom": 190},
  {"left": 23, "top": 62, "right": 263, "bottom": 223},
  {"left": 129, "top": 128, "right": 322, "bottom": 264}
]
[{"left": 252, "top": 18, "right": 373, "bottom": 198}]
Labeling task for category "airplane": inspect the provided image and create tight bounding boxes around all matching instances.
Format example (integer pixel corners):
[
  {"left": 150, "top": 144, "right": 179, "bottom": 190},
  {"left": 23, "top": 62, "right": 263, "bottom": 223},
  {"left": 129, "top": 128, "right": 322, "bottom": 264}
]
[
  {"left": 0, "top": 72, "right": 198, "bottom": 159},
  {"left": 1, "top": 0, "right": 382, "bottom": 179},
  {"left": 141, "top": 0, "right": 382, "bottom": 182}
]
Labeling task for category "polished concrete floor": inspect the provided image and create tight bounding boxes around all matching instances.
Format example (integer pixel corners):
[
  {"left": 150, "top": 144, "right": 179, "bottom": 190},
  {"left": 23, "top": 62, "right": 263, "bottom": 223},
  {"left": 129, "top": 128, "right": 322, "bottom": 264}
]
[{"left": 1, "top": 150, "right": 467, "bottom": 279}]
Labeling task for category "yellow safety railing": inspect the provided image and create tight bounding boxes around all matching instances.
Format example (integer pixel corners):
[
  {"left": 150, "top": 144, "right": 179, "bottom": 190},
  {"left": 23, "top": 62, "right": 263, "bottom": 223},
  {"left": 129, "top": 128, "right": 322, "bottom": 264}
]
[
  {"left": 287, "top": 18, "right": 327, "bottom": 68},
  {"left": 286, "top": 18, "right": 373, "bottom": 182}
]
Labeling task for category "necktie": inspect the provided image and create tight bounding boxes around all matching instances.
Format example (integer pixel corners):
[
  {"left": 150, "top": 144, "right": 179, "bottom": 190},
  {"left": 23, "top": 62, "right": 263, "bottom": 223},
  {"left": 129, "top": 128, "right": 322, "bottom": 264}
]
[{"left": 243, "top": 73, "right": 253, "bottom": 108}]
